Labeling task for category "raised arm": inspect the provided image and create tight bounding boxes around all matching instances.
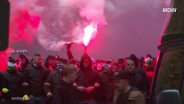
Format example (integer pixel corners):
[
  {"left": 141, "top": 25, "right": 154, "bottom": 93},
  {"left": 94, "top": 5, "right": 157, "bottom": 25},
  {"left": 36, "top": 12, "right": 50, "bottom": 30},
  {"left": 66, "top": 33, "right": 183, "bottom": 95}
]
[{"left": 66, "top": 42, "right": 74, "bottom": 61}]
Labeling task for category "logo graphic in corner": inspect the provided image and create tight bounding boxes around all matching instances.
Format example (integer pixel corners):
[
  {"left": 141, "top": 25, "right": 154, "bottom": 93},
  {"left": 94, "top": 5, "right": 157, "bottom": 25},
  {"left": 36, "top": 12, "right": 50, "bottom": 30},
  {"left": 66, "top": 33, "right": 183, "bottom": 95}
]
[{"left": 162, "top": 8, "right": 177, "bottom": 13}]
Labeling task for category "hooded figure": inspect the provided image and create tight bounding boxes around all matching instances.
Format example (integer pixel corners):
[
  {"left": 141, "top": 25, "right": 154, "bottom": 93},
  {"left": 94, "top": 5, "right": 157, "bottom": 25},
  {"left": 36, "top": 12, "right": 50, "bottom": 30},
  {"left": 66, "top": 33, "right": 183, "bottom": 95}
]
[
  {"left": 76, "top": 53, "right": 100, "bottom": 104},
  {"left": 79, "top": 53, "right": 93, "bottom": 72},
  {"left": 19, "top": 54, "right": 29, "bottom": 70}
]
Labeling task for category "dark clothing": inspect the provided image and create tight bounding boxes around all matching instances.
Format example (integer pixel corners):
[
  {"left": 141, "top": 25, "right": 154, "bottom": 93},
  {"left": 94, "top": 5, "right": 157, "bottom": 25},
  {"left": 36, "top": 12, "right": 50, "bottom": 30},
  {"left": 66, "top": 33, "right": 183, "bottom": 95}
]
[
  {"left": 77, "top": 70, "right": 99, "bottom": 87},
  {"left": 24, "top": 64, "right": 49, "bottom": 96},
  {"left": 5, "top": 99, "right": 23, "bottom": 104},
  {"left": 44, "top": 69, "right": 62, "bottom": 94},
  {"left": 123, "top": 69, "right": 148, "bottom": 93},
  {"left": 98, "top": 71, "right": 114, "bottom": 104},
  {"left": 115, "top": 87, "right": 145, "bottom": 104},
  {"left": 76, "top": 53, "right": 100, "bottom": 102},
  {"left": 0, "top": 73, "right": 6, "bottom": 104},
  {"left": 0, "top": 73, "right": 5, "bottom": 93},
  {"left": 116, "top": 91, "right": 131, "bottom": 104},
  {"left": 29, "top": 95, "right": 44, "bottom": 104},
  {"left": 44, "top": 69, "right": 63, "bottom": 104},
  {"left": 2, "top": 71, "right": 26, "bottom": 104},
  {"left": 76, "top": 70, "right": 100, "bottom": 100},
  {"left": 134, "top": 68, "right": 149, "bottom": 93},
  {"left": 115, "top": 87, "right": 137, "bottom": 104},
  {"left": 2, "top": 71, "right": 26, "bottom": 97},
  {"left": 51, "top": 80, "right": 80, "bottom": 104}
]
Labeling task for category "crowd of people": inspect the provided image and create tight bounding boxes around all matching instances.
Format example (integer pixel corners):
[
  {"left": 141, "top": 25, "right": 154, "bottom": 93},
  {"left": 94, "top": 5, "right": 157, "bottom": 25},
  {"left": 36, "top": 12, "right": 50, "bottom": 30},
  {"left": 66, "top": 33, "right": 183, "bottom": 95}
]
[{"left": 0, "top": 44, "right": 156, "bottom": 104}]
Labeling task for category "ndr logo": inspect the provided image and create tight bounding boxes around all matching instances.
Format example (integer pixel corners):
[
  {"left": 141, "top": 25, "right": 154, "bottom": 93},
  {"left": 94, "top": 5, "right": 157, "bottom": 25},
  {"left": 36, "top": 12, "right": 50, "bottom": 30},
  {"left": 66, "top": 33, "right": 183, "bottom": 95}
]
[{"left": 162, "top": 8, "right": 177, "bottom": 13}]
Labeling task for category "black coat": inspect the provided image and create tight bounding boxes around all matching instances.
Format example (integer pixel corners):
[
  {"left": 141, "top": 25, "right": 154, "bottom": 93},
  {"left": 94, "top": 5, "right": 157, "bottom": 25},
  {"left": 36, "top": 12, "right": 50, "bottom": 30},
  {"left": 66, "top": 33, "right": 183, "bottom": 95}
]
[
  {"left": 44, "top": 69, "right": 63, "bottom": 94},
  {"left": 76, "top": 70, "right": 100, "bottom": 100},
  {"left": 98, "top": 71, "right": 114, "bottom": 103},
  {"left": 0, "top": 73, "right": 6, "bottom": 99},
  {"left": 131, "top": 69, "right": 149, "bottom": 93},
  {"left": 122, "top": 69, "right": 148, "bottom": 93},
  {"left": 76, "top": 53, "right": 100, "bottom": 101},
  {"left": 51, "top": 80, "right": 80, "bottom": 104},
  {"left": 2, "top": 71, "right": 26, "bottom": 97},
  {"left": 24, "top": 64, "right": 49, "bottom": 96}
]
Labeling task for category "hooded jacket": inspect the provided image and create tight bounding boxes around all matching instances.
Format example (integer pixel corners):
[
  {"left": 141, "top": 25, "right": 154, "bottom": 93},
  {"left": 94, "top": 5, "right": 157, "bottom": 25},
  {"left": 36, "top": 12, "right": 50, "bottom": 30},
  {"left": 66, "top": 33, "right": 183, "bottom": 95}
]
[{"left": 76, "top": 53, "right": 100, "bottom": 100}]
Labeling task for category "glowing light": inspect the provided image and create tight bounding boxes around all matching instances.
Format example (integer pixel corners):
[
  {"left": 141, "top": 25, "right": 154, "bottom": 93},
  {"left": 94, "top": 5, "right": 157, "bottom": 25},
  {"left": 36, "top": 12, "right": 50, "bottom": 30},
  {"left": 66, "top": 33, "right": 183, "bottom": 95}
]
[{"left": 83, "top": 24, "right": 97, "bottom": 46}]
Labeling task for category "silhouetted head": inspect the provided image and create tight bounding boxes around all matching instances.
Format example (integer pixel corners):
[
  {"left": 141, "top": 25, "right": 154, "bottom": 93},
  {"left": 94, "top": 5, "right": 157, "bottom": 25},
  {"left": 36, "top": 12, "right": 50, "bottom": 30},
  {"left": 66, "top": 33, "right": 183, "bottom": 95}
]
[
  {"left": 19, "top": 54, "right": 29, "bottom": 68},
  {"left": 129, "top": 54, "right": 139, "bottom": 68},
  {"left": 32, "top": 53, "right": 42, "bottom": 67},
  {"left": 45, "top": 55, "right": 57, "bottom": 70}
]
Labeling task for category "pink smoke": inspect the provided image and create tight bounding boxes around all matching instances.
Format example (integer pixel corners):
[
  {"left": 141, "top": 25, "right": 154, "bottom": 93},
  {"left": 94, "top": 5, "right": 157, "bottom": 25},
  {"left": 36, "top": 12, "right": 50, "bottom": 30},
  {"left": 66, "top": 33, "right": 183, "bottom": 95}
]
[
  {"left": 0, "top": 49, "right": 13, "bottom": 72},
  {"left": 8, "top": 0, "right": 168, "bottom": 59},
  {"left": 77, "top": 0, "right": 107, "bottom": 25},
  {"left": 9, "top": 10, "right": 40, "bottom": 43},
  {"left": 34, "top": 0, "right": 107, "bottom": 51},
  {"left": 70, "top": 0, "right": 106, "bottom": 48},
  {"left": 2, "top": 2, "right": 40, "bottom": 71}
]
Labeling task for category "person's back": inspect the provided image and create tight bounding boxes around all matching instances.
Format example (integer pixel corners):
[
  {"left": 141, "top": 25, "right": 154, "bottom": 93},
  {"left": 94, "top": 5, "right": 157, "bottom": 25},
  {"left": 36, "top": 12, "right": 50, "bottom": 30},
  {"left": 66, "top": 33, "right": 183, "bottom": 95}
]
[
  {"left": 113, "top": 70, "right": 145, "bottom": 104},
  {"left": 115, "top": 87, "right": 145, "bottom": 104},
  {"left": 55, "top": 80, "right": 80, "bottom": 104},
  {"left": 51, "top": 64, "right": 79, "bottom": 104}
]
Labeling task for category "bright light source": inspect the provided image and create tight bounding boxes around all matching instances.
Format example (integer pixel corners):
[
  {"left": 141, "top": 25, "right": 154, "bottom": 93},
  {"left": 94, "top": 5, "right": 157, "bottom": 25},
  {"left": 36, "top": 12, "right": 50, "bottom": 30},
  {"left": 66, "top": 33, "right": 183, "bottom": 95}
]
[{"left": 83, "top": 24, "right": 97, "bottom": 46}]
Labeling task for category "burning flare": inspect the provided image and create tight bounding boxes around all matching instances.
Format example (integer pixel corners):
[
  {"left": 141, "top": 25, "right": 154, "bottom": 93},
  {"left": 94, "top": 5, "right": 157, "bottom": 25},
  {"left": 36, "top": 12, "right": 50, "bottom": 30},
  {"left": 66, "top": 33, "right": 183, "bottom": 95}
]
[{"left": 83, "top": 24, "right": 97, "bottom": 46}]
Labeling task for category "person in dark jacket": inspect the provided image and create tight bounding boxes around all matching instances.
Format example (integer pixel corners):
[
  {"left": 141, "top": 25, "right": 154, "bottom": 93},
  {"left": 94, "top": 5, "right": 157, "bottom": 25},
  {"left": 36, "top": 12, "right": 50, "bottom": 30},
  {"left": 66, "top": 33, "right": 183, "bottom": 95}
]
[
  {"left": 44, "top": 56, "right": 64, "bottom": 104},
  {"left": 76, "top": 53, "right": 100, "bottom": 104},
  {"left": 122, "top": 57, "right": 149, "bottom": 94},
  {"left": 2, "top": 59, "right": 28, "bottom": 104},
  {"left": 13, "top": 54, "right": 30, "bottom": 74},
  {"left": 98, "top": 62, "right": 114, "bottom": 104},
  {"left": 113, "top": 70, "right": 145, "bottom": 104},
  {"left": 24, "top": 54, "right": 49, "bottom": 104},
  {"left": 65, "top": 44, "right": 100, "bottom": 104},
  {"left": 51, "top": 64, "right": 79, "bottom": 104},
  {"left": 0, "top": 72, "right": 6, "bottom": 104}
]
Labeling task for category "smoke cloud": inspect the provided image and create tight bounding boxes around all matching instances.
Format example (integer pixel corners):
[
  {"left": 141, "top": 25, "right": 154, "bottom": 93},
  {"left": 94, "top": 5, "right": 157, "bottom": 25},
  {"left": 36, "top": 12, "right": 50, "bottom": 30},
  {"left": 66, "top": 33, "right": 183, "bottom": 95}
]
[
  {"left": 8, "top": 0, "right": 171, "bottom": 58},
  {"left": 35, "top": 0, "right": 108, "bottom": 51}
]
